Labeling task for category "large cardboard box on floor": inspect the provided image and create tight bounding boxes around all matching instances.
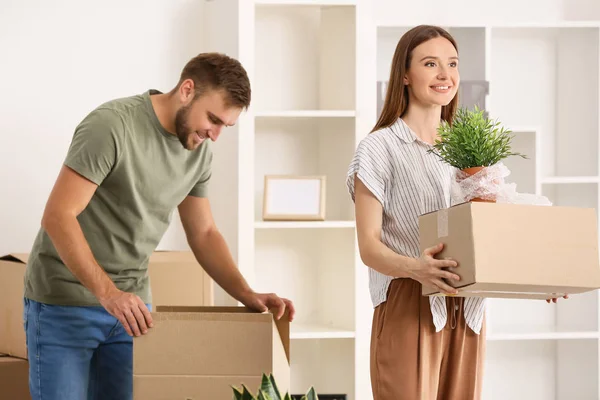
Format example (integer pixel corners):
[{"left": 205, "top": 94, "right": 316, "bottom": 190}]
[
  {"left": 0, "top": 251, "right": 213, "bottom": 359},
  {"left": 133, "top": 306, "right": 290, "bottom": 400},
  {"left": 0, "top": 354, "right": 31, "bottom": 400},
  {"left": 0, "top": 254, "right": 29, "bottom": 359},
  {"left": 419, "top": 202, "right": 600, "bottom": 299}
]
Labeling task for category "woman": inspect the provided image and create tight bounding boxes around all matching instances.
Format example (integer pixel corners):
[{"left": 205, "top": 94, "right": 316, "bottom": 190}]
[{"left": 346, "top": 25, "right": 486, "bottom": 399}]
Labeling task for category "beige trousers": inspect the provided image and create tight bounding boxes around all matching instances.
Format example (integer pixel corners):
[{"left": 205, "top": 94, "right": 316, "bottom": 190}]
[{"left": 370, "top": 278, "right": 486, "bottom": 400}]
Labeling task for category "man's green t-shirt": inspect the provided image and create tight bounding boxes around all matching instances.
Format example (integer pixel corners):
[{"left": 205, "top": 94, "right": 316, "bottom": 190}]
[{"left": 24, "top": 89, "right": 212, "bottom": 306}]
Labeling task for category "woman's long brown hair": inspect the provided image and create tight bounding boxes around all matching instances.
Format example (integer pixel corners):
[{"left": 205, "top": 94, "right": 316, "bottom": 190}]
[{"left": 372, "top": 25, "right": 459, "bottom": 133}]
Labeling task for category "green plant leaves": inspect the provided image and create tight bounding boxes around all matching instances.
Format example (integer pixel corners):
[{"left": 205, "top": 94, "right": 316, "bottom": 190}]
[
  {"left": 302, "top": 387, "right": 318, "bottom": 400},
  {"left": 260, "top": 374, "right": 281, "bottom": 400},
  {"left": 428, "top": 106, "right": 527, "bottom": 169},
  {"left": 257, "top": 390, "right": 274, "bottom": 400},
  {"left": 241, "top": 385, "right": 256, "bottom": 400},
  {"left": 232, "top": 386, "right": 244, "bottom": 400},
  {"left": 232, "top": 374, "right": 318, "bottom": 400}
]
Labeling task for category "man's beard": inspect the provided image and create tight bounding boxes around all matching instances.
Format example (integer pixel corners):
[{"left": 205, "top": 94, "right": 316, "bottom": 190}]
[{"left": 174, "top": 103, "right": 194, "bottom": 150}]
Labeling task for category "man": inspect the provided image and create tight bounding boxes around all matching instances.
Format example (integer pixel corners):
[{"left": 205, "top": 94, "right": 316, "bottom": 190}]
[{"left": 22, "top": 52, "right": 295, "bottom": 400}]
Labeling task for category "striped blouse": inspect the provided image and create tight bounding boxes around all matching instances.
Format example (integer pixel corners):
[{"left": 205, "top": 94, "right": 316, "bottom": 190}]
[{"left": 346, "top": 117, "right": 486, "bottom": 334}]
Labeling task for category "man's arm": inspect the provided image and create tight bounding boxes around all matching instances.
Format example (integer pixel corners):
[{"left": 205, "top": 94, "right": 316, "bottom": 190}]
[
  {"left": 178, "top": 195, "right": 295, "bottom": 320},
  {"left": 42, "top": 165, "right": 153, "bottom": 336},
  {"left": 42, "top": 166, "right": 116, "bottom": 299}
]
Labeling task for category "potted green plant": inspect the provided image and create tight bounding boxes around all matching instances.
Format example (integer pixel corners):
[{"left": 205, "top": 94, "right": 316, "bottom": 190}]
[
  {"left": 232, "top": 373, "right": 318, "bottom": 400},
  {"left": 428, "top": 106, "right": 527, "bottom": 202}
]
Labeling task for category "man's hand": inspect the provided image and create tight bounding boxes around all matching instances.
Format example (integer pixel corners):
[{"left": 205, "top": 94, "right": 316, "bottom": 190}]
[
  {"left": 99, "top": 288, "right": 154, "bottom": 336},
  {"left": 547, "top": 294, "right": 569, "bottom": 304},
  {"left": 239, "top": 290, "right": 296, "bottom": 322},
  {"left": 178, "top": 196, "right": 296, "bottom": 322}
]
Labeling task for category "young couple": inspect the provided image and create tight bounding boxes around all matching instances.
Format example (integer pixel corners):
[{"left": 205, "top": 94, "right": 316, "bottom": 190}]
[{"left": 23, "top": 24, "right": 565, "bottom": 400}]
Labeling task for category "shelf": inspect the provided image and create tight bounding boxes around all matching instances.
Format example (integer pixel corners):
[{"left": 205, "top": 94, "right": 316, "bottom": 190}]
[
  {"left": 255, "top": 0, "right": 356, "bottom": 5},
  {"left": 374, "top": 0, "right": 600, "bottom": 30},
  {"left": 290, "top": 323, "right": 355, "bottom": 339},
  {"left": 254, "top": 110, "right": 356, "bottom": 118},
  {"left": 254, "top": 229, "right": 356, "bottom": 333},
  {"left": 254, "top": 118, "right": 356, "bottom": 221},
  {"left": 507, "top": 126, "right": 539, "bottom": 133},
  {"left": 489, "top": 22, "right": 598, "bottom": 28},
  {"left": 255, "top": 3, "right": 355, "bottom": 111},
  {"left": 376, "top": 21, "right": 600, "bottom": 29},
  {"left": 483, "top": 340, "right": 599, "bottom": 399},
  {"left": 487, "top": 291, "right": 600, "bottom": 339},
  {"left": 542, "top": 182, "right": 598, "bottom": 209},
  {"left": 489, "top": 26, "right": 599, "bottom": 177},
  {"left": 290, "top": 340, "right": 355, "bottom": 398},
  {"left": 542, "top": 176, "right": 600, "bottom": 184},
  {"left": 255, "top": 220, "right": 355, "bottom": 229},
  {"left": 495, "top": 21, "right": 600, "bottom": 28},
  {"left": 487, "top": 331, "right": 600, "bottom": 341}
]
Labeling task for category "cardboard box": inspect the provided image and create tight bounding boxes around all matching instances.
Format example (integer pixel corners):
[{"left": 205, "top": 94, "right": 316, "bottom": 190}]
[
  {"left": 148, "top": 251, "right": 213, "bottom": 307},
  {"left": 419, "top": 202, "right": 600, "bottom": 299},
  {"left": 0, "top": 254, "right": 29, "bottom": 359},
  {"left": 0, "top": 355, "right": 31, "bottom": 400},
  {"left": 0, "top": 251, "right": 213, "bottom": 359},
  {"left": 133, "top": 306, "right": 290, "bottom": 400}
]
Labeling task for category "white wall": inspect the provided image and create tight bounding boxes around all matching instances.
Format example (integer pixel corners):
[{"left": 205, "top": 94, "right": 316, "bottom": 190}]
[
  {"left": 0, "top": 0, "right": 212, "bottom": 256},
  {"left": 2, "top": 0, "right": 232, "bottom": 247},
  {"left": 0, "top": 0, "right": 248, "bottom": 306}
]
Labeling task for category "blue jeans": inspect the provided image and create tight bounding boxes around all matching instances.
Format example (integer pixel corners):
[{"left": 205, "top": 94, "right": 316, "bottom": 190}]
[{"left": 23, "top": 298, "right": 151, "bottom": 400}]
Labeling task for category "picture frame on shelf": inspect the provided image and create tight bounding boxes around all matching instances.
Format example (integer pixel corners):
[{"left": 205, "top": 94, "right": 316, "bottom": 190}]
[{"left": 262, "top": 175, "right": 326, "bottom": 221}]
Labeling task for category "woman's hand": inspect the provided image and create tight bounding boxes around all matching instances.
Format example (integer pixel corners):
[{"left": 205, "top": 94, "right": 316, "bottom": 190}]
[{"left": 407, "top": 243, "right": 460, "bottom": 295}]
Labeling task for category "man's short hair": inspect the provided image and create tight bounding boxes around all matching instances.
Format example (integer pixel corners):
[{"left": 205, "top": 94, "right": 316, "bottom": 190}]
[{"left": 176, "top": 52, "right": 251, "bottom": 109}]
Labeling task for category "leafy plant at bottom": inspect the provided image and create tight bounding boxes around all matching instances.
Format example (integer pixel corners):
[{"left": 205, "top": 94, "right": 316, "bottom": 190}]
[{"left": 232, "top": 373, "right": 318, "bottom": 400}]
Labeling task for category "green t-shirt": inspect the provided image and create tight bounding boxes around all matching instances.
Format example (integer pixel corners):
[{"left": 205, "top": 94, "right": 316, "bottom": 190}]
[{"left": 24, "top": 89, "right": 212, "bottom": 306}]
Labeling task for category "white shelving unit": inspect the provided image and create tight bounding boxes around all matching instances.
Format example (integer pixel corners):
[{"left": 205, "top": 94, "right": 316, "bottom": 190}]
[
  {"left": 290, "top": 323, "right": 356, "bottom": 339},
  {"left": 255, "top": 220, "right": 356, "bottom": 229},
  {"left": 206, "top": 1, "right": 377, "bottom": 399},
  {"left": 378, "top": 19, "right": 600, "bottom": 400},
  {"left": 255, "top": 110, "right": 356, "bottom": 117},
  {"left": 249, "top": 3, "right": 373, "bottom": 398},
  {"left": 205, "top": 1, "right": 600, "bottom": 398}
]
